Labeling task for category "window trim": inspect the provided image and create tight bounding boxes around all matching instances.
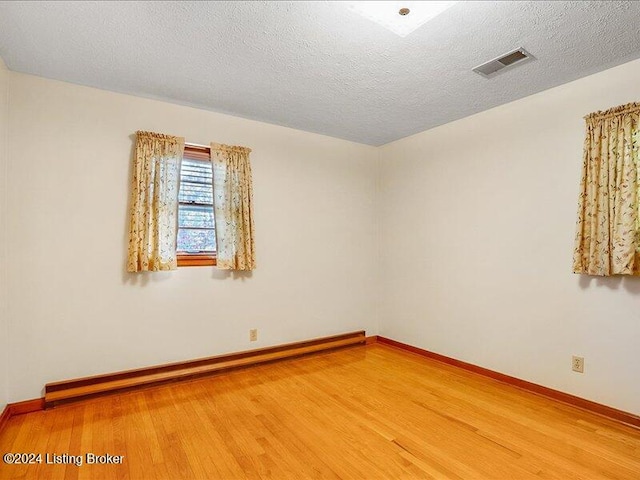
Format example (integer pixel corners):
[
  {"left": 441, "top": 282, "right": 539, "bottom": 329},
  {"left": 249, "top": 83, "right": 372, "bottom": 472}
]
[
  {"left": 178, "top": 252, "right": 216, "bottom": 267},
  {"left": 177, "top": 144, "right": 217, "bottom": 267}
]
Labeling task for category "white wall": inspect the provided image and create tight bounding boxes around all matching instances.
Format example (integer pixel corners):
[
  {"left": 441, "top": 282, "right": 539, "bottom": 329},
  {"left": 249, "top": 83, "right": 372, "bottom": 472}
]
[
  {"left": 6, "top": 73, "right": 379, "bottom": 402},
  {"left": 0, "top": 57, "right": 8, "bottom": 412},
  {"left": 379, "top": 58, "right": 640, "bottom": 415}
]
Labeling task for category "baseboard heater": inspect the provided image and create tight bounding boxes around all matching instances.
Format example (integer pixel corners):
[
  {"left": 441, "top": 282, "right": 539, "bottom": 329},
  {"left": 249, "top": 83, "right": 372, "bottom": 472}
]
[{"left": 45, "top": 330, "right": 366, "bottom": 408}]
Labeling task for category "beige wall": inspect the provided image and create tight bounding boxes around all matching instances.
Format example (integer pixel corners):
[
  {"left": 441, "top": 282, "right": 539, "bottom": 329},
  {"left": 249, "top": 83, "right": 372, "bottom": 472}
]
[
  {"left": 0, "top": 57, "right": 8, "bottom": 411},
  {"left": 6, "top": 73, "right": 379, "bottom": 401},
  {"left": 4, "top": 58, "right": 640, "bottom": 415},
  {"left": 378, "top": 58, "right": 640, "bottom": 415}
]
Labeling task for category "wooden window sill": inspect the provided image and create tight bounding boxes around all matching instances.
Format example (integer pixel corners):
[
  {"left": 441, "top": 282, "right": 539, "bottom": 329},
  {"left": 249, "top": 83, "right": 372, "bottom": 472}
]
[{"left": 177, "top": 254, "right": 217, "bottom": 267}]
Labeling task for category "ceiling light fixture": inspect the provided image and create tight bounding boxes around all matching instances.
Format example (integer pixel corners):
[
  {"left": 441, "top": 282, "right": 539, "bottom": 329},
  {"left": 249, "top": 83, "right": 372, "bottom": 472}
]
[{"left": 347, "top": 1, "right": 458, "bottom": 38}]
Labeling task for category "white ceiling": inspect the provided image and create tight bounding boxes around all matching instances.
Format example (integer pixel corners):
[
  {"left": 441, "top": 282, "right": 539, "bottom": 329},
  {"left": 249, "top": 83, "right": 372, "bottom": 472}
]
[{"left": 1, "top": 1, "right": 639, "bottom": 145}]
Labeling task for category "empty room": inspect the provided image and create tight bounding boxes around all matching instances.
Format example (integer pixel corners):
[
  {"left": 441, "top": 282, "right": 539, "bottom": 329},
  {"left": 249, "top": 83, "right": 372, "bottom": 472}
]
[{"left": 0, "top": 1, "right": 639, "bottom": 479}]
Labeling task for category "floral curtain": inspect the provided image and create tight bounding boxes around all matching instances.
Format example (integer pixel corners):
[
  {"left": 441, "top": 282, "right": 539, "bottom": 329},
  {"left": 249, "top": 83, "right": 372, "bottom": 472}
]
[
  {"left": 127, "top": 131, "right": 185, "bottom": 272},
  {"left": 211, "top": 142, "right": 256, "bottom": 270},
  {"left": 573, "top": 103, "right": 640, "bottom": 275}
]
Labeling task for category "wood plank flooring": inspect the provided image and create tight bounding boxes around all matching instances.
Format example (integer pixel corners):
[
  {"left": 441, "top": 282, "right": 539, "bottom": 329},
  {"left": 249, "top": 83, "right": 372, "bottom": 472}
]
[{"left": 1, "top": 344, "right": 639, "bottom": 479}]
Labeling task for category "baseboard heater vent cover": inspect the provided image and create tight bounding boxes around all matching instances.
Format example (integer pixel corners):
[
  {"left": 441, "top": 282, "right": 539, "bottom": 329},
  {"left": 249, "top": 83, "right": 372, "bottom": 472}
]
[{"left": 45, "top": 331, "right": 366, "bottom": 408}]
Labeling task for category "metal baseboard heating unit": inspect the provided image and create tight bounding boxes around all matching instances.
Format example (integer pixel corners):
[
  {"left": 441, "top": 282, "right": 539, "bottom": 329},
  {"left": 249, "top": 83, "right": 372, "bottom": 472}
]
[{"left": 473, "top": 47, "right": 535, "bottom": 78}]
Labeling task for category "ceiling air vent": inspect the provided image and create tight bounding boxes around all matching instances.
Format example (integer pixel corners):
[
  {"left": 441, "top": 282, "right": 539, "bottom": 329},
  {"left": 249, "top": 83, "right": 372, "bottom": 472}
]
[{"left": 473, "top": 47, "right": 534, "bottom": 79}]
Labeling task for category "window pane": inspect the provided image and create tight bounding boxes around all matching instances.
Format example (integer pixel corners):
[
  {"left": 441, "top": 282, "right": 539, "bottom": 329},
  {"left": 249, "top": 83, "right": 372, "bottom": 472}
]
[
  {"left": 177, "top": 228, "right": 216, "bottom": 253},
  {"left": 179, "top": 204, "right": 214, "bottom": 229},
  {"left": 177, "top": 156, "right": 216, "bottom": 253},
  {"left": 180, "top": 159, "right": 212, "bottom": 183},
  {"left": 181, "top": 158, "right": 212, "bottom": 178},
  {"left": 179, "top": 158, "right": 213, "bottom": 204},
  {"left": 179, "top": 184, "right": 213, "bottom": 205}
]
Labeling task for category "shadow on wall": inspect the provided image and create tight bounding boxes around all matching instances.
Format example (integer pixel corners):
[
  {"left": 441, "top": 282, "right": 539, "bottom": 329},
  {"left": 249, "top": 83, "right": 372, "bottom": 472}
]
[
  {"left": 578, "top": 274, "right": 640, "bottom": 294},
  {"left": 122, "top": 271, "right": 173, "bottom": 287},
  {"left": 121, "top": 267, "right": 252, "bottom": 286},
  {"left": 213, "top": 270, "right": 253, "bottom": 281}
]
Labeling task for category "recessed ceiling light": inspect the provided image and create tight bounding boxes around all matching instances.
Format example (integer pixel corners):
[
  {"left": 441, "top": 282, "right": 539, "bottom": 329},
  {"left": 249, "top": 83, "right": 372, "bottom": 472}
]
[{"left": 347, "top": 1, "right": 458, "bottom": 38}]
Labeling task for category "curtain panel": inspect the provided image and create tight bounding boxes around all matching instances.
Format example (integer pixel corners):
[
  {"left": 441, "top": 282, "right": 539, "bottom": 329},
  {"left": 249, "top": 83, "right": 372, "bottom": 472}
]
[
  {"left": 127, "top": 131, "right": 185, "bottom": 272},
  {"left": 211, "top": 142, "right": 256, "bottom": 271},
  {"left": 573, "top": 103, "right": 640, "bottom": 276}
]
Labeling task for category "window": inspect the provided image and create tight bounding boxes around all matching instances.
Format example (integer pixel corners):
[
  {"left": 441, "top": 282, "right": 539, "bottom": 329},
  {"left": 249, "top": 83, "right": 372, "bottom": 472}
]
[{"left": 177, "top": 145, "right": 216, "bottom": 266}]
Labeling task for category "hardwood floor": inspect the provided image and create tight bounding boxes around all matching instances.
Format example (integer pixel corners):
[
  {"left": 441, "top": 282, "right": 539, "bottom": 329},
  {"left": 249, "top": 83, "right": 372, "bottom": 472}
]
[{"left": 1, "top": 344, "right": 639, "bottom": 479}]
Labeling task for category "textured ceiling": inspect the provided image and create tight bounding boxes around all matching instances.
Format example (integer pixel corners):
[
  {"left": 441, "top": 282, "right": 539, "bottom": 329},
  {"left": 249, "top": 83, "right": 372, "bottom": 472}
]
[{"left": 1, "top": 1, "right": 640, "bottom": 145}]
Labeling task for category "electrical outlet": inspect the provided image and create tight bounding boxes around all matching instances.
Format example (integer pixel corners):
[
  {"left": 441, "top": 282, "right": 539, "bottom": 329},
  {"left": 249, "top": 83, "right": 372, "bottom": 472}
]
[
  {"left": 572, "top": 355, "right": 584, "bottom": 373},
  {"left": 249, "top": 329, "right": 258, "bottom": 342}
]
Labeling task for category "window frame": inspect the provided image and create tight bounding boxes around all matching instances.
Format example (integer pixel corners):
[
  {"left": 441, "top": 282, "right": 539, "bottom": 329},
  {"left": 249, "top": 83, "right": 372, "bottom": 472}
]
[{"left": 177, "top": 144, "right": 217, "bottom": 267}]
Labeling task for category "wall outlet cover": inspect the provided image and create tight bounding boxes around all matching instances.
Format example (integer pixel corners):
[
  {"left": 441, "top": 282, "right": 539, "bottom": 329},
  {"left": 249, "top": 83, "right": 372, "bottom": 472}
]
[{"left": 572, "top": 355, "right": 584, "bottom": 373}]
